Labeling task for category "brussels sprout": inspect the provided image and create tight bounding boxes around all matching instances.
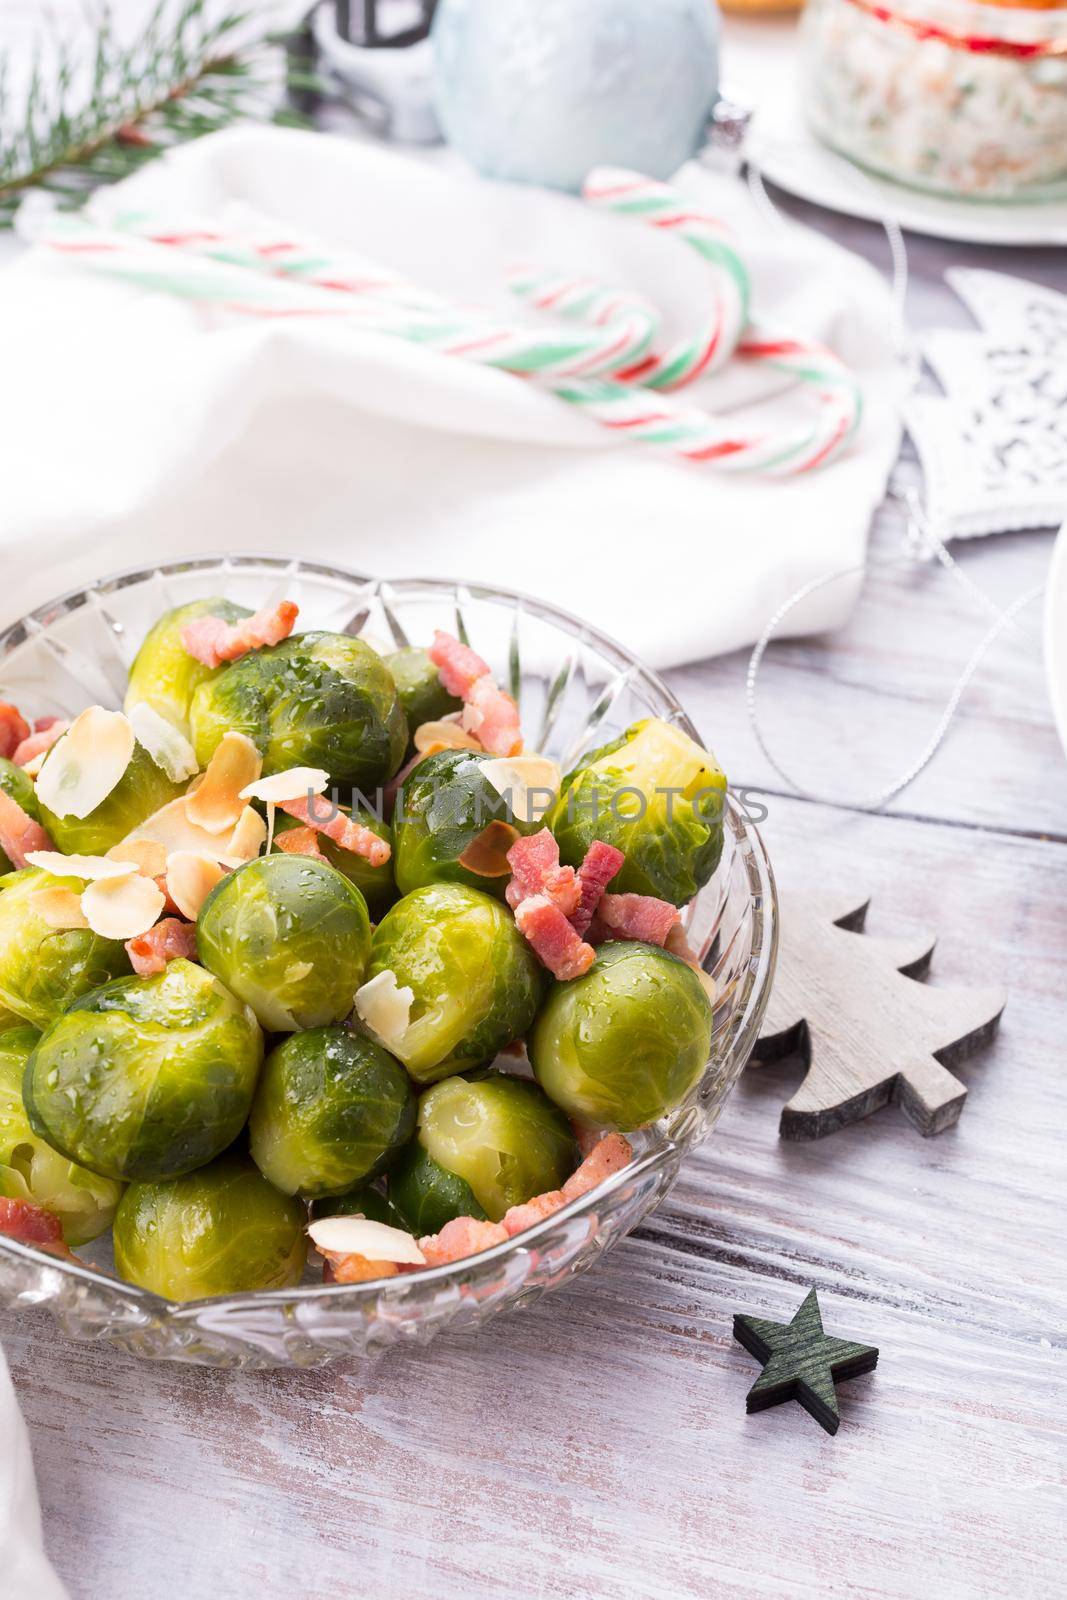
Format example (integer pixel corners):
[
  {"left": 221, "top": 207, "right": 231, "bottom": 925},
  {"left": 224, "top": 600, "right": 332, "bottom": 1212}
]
[
  {"left": 366, "top": 884, "right": 543, "bottom": 1084},
  {"left": 0, "top": 1025, "right": 123, "bottom": 1244},
  {"left": 393, "top": 749, "right": 539, "bottom": 900},
  {"left": 197, "top": 855, "right": 372, "bottom": 1032},
  {"left": 546, "top": 718, "right": 727, "bottom": 907},
  {"left": 249, "top": 1026, "right": 415, "bottom": 1198},
  {"left": 391, "top": 1073, "right": 576, "bottom": 1228},
  {"left": 310, "top": 1185, "right": 405, "bottom": 1227},
  {"left": 273, "top": 809, "right": 397, "bottom": 920},
  {"left": 189, "top": 631, "right": 408, "bottom": 787},
  {"left": 529, "top": 941, "right": 713, "bottom": 1130},
  {"left": 0, "top": 868, "right": 130, "bottom": 1030},
  {"left": 113, "top": 1153, "right": 307, "bottom": 1301},
  {"left": 0, "top": 758, "right": 40, "bottom": 875},
  {"left": 23, "top": 958, "right": 264, "bottom": 1182},
  {"left": 38, "top": 739, "right": 182, "bottom": 856},
  {"left": 383, "top": 646, "right": 461, "bottom": 736},
  {"left": 125, "top": 597, "right": 251, "bottom": 736}
]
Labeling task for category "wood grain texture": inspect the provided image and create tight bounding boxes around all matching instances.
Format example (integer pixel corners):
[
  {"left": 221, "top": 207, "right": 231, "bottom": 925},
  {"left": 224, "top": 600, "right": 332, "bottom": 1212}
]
[{"left": 3, "top": 196, "right": 1067, "bottom": 1600}]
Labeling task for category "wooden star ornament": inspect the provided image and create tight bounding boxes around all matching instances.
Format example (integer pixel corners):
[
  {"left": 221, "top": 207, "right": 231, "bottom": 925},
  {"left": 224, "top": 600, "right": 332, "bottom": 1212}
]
[{"left": 734, "top": 1290, "right": 879, "bottom": 1435}]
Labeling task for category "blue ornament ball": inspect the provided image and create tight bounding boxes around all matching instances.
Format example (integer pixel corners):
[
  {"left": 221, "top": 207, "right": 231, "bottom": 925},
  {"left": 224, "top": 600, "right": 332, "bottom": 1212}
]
[{"left": 431, "top": 0, "right": 721, "bottom": 192}]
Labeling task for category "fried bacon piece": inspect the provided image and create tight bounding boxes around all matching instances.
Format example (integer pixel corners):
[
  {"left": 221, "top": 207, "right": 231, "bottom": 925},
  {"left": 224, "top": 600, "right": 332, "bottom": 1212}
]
[
  {"left": 275, "top": 824, "right": 327, "bottom": 862},
  {"left": 125, "top": 917, "right": 198, "bottom": 976},
  {"left": 427, "top": 630, "right": 490, "bottom": 698},
  {"left": 513, "top": 895, "right": 595, "bottom": 982},
  {"left": 561, "top": 1133, "right": 633, "bottom": 1203},
  {"left": 0, "top": 704, "right": 30, "bottom": 761},
  {"left": 505, "top": 829, "right": 579, "bottom": 916},
  {"left": 321, "top": 1253, "right": 402, "bottom": 1285},
  {"left": 428, "top": 630, "right": 523, "bottom": 758},
  {"left": 279, "top": 797, "right": 391, "bottom": 866},
  {"left": 418, "top": 1217, "right": 509, "bottom": 1267},
  {"left": 12, "top": 718, "right": 68, "bottom": 768},
  {"left": 0, "top": 789, "right": 53, "bottom": 869},
  {"left": 589, "top": 892, "right": 680, "bottom": 949},
  {"left": 571, "top": 841, "right": 625, "bottom": 937},
  {"left": 501, "top": 1191, "right": 566, "bottom": 1238},
  {"left": 180, "top": 600, "right": 299, "bottom": 669},
  {"left": 0, "top": 1197, "right": 72, "bottom": 1259}
]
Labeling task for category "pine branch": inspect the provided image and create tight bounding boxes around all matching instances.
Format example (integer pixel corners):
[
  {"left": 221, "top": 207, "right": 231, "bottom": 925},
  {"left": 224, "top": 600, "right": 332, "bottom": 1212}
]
[{"left": 0, "top": 2, "right": 305, "bottom": 228}]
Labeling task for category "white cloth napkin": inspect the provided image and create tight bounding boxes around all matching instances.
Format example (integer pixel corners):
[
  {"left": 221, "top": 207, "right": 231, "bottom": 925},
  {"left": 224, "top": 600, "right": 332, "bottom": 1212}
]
[
  {"left": 0, "top": 1347, "right": 67, "bottom": 1600},
  {"left": 0, "top": 126, "right": 903, "bottom": 668}
]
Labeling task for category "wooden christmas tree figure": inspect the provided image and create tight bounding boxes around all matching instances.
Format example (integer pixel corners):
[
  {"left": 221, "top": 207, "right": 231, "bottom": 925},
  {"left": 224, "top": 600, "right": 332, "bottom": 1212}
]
[{"left": 752, "top": 891, "right": 1006, "bottom": 1138}]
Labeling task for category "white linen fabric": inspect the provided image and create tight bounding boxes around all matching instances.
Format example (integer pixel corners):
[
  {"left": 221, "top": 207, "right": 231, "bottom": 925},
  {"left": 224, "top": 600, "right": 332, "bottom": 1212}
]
[
  {"left": 0, "top": 126, "right": 903, "bottom": 668},
  {"left": 0, "top": 1347, "right": 67, "bottom": 1600}
]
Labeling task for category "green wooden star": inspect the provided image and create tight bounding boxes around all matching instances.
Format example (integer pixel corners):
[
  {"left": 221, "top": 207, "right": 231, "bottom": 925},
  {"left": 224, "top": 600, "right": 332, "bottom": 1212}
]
[{"left": 733, "top": 1289, "right": 878, "bottom": 1435}]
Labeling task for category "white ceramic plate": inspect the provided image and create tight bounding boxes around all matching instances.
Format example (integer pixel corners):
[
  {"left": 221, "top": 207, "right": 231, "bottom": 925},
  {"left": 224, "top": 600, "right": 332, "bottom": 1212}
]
[
  {"left": 1045, "top": 522, "right": 1067, "bottom": 764},
  {"left": 723, "top": 16, "right": 1067, "bottom": 248}
]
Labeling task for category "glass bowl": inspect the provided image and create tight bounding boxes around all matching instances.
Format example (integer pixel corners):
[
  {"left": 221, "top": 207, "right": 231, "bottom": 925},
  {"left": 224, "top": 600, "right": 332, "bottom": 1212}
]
[{"left": 0, "top": 557, "right": 776, "bottom": 1369}]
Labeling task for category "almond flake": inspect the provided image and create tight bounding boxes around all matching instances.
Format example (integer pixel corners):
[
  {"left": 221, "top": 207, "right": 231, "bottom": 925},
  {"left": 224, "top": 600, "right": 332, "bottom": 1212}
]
[
  {"left": 186, "top": 732, "right": 263, "bottom": 834},
  {"left": 128, "top": 702, "right": 199, "bottom": 784},
  {"left": 239, "top": 767, "right": 330, "bottom": 805},
  {"left": 25, "top": 851, "right": 135, "bottom": 882},
  {"left": 35, "top": 707, "right": 135, "bottom": 821},
  {"left": 30, "top": 888, "right": 90, "bottom": 930},
  {"left": 479, "top": 756, "right": 561, "bottom": 824},
  {"left": 81, "top": 873, "right": 166, "bottom": 941},
  {"left": 106, "top": 838, "right": 169, "bottom": 878},
  {"left": 221, "top": 805, "right": 267, "bottom": 866},
  {"left": 166, "top": 851, "right": 226, "bottom": 921},
  {"left": 308, "top": 1216, "right": 425, "bottom": 1266},
  {"left": 413, "top": 720, "right": 482, "bottom": 756},
  {"left": 120, "top": 796, "right": 264, "bottom": 868},
  {"left": 457, "top": 820, "right": 520, "bottom": 877},
  {"left": 354, "top": 969, "right": 414, "bottom": 1046}
]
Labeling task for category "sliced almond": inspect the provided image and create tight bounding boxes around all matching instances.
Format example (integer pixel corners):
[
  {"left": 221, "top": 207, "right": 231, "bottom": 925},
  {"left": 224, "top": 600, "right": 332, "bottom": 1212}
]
[
  {"left": 413, "top": 720, "right": 482, "bottom": 756},
  {"left": 239, "top": 767, "right": 330, "bottom": 805},
  {"left": 35, "top": 707, "right": 135, "bottom": 820},
  {"left": 222, "top": 805, "right": 267, "bottom": 866},
  {"left": 106, "top": 838, "right": 169, "bottom": 878},
  {"left": 479, "top": 756, "right": 561, "bottom": 824},
  {"left": 25, "top": 851, "right": 135, "bottom": 882},
  {"left": 458, "top": 820, "right": 520, "bottom": 878},
  {"left": 186, "top": 732, "right": 263, "bottom": 834},
  {"left": 307, "top": 1216, "right": 425, "bottom": 1266},
  {"left": 354, "top": 969, "right": 414, "bottom": 1046},
  {"left": 21, "top": 751, "right": 49, "bottom": 778},
  {"left": 120, "top": 796, "right": 264, "bottom": 868},
  {"left": 128, "top": 702, "right": 199, "bottom": 784},
  {"left": 166, "top": 851, "right": 226, "bottom": 921},
  {"left": 81, "top": 873, "right": 166, "bottom": 941},
  {"left": 30, "top": 887, "right": 90, "bottom": 930}
]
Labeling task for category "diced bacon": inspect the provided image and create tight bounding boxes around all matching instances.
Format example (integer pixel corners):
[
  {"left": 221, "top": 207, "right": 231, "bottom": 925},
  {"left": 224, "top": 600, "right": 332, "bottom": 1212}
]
[
  {"left": 280, "top": 797, "right": 391, "bottom": 866},
  {"left": 0, "top": 704, "right": 30, "bottom": 760},
  {"left": 34, "top": 716, "right": 64, "bottom": 733},
  {"left": 571, "top": 841, "right": 625, "bottom": 937},
  {"left": 462, "top": 676, "right": 523, "bottom": 758},
  {"left": 275, "top": 824, "right": 327, "bottom": 862},
  {"left": 561, "top": 1133, "right": 634, "bottom": 1203},
  {"left": 125, "top": 917, "right": 198, "bottom": 976},
  {"left": 501, "top": 1190, "right": 566, "bottom": 1238},
  {"left": 514, "top": 894, "right": 595, "bottom": 981},
  {"left": 321, "top": 1252, "right": 401, "bottom": 1285},
  {"left": 0, "top": 789, "right": 53, "bottom": 869},
  {"left": 591, "top": 892, "right": 680, "bottom": 948},
  {"left": 428, "top": 630, "right": 490, "bottom": 698},
  {"left": 418, "top": 1217, "right": 509, "bottom": 1267},
  {"left": 180, "top": 600, "right": 299, "bottom": 669},
  {"left": 12, "top": 719, "right": 68, "bottom": 768},
  {"left": 505, "top": 829, "right": 580, "bottom": 916},
  {"left": 0, "top": 1196, "right": 71, "bottom": 1258}
]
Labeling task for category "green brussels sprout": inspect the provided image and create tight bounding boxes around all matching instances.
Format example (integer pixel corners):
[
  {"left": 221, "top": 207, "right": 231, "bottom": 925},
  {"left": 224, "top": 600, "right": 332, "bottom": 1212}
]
[
  {"left": 391, "top": 1073, "right": 577, "bottom": 1228},
  {"left": 529, "top": 941, "right": 713, "bottom": 1131},
  {"left": 0, "top": 1025, "right": 123, "bottom": 1245},
  {"left": 125, "top": 597, "right": 251, "bottom": 736},
  {"left": 0, "top": 868, "right": 130, "bottom": 1030},
  {"left": 38, "top": 739, "right": 182, "bottom": 856},
  {"left": 272, "top": 808, "right": 397, "bottom": 920},
  {"left": 113, "top": 1153, "right": 307, "bottom": 1301},
  {"left": 23, "top": 958, "right": 264, "bottom": 1182},
  {"left": 197, "top": 855, "right": 372, "bottom": 1032},
  {"left": 366, "top": 884, "right": 543, "bottom": 1085},
  {"left": 383, "top": 646, "right": 461, "bottom": 736},
  {"left": 393, "top": 749, "right": 539, "bottom": 900},
  {"left": 189, "top": 631, "right": 408, "bottom": 787},
  {"left": 310, "top": 1184, "right": 405, "bottom": 1227},
  {"left": 545, "top": 718, "right": 727, "bottom": 907},
  {"left": 249, "top": 1026, "right": 415, "bottom": 1198},
  {"left": 0, "top": 758, "right": 40, "bottom": 874}
]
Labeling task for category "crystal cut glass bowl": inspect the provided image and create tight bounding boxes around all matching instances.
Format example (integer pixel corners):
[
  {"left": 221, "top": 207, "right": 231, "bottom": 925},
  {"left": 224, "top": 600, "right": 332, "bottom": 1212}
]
[{"left": 0, "top": 557, "right": 776, "bottom": 1369}]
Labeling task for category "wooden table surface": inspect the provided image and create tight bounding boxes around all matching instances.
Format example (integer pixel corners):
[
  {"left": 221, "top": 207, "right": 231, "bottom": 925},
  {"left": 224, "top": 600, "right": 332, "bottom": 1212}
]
[{"left": 2, "top": 202, "right": 1065, "bottom": 1600}]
